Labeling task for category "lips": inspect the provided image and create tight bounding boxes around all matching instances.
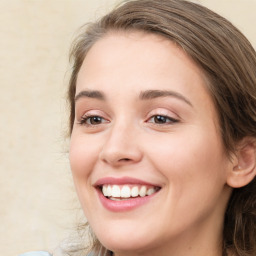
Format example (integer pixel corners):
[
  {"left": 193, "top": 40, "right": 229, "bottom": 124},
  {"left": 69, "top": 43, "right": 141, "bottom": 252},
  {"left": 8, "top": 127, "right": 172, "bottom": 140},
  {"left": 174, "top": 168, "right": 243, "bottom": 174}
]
[{"left": 94, "top": 177, "right": 161, "bottom": 211}]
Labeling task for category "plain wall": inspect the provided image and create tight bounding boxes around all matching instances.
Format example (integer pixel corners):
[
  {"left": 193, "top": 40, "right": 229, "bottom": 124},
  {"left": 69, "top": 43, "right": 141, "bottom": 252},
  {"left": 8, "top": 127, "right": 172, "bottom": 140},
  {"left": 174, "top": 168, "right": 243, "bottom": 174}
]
[{"left": 1, "top": 1, "right": 255, "bottom": 255}]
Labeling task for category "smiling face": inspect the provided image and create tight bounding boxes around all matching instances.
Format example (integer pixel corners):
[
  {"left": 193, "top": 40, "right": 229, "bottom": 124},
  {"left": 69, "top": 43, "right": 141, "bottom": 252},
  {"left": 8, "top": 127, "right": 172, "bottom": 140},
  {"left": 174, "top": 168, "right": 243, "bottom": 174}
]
[{"left": 69, "top": 32, "right": 233, "bottom": 256}]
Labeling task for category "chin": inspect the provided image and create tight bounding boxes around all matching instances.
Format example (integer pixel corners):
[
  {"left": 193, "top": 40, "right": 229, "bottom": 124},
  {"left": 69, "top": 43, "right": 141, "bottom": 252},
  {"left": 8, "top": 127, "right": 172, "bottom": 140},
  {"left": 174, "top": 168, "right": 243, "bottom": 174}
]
[{"left": 93, "top": 222, "right": 158, "bottom": 254}]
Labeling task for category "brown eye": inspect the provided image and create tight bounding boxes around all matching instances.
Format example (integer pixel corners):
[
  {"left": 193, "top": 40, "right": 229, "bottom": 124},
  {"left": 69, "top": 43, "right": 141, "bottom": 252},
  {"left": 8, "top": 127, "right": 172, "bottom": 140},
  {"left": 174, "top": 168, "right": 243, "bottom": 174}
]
[
  {"left": 79, "top": 115, "right": 108, "bottom": 126},
  {"left": 154, "top": 115, "right": 168, "bottom": 124},
  {"left": 88, "top": 116, "right": 103, "bottom": 125},
  {"left": 148, "top": 115, "right": 178, "bottom": 124}
]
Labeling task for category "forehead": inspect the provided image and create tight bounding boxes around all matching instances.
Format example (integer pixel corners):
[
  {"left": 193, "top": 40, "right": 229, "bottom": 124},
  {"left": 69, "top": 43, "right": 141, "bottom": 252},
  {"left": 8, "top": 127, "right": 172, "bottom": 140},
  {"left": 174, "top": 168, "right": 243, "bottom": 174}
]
[{"left": 77, "top": 31, "right": 208, "bottom": 93}]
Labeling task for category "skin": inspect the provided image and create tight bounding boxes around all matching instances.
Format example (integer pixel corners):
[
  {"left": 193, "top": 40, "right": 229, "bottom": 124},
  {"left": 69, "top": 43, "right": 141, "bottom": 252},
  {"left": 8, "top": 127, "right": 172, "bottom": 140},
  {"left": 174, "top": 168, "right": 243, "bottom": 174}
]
[{"left": 69, "top": 32, "right": 234, "bottom": 256}]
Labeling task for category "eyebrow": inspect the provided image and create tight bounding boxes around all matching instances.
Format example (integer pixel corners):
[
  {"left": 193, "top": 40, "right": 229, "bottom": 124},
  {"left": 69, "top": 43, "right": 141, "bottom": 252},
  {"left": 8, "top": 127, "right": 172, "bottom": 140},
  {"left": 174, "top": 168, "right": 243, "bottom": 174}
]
[
  {"left": 75, "top": 89, "right": 192, "bottom": 107},
  {"left": 139, "top": 90, "right": 193, "bottom": 107},
  {"left": 75, "top": 90, "right": 105, "bottom": 101}
]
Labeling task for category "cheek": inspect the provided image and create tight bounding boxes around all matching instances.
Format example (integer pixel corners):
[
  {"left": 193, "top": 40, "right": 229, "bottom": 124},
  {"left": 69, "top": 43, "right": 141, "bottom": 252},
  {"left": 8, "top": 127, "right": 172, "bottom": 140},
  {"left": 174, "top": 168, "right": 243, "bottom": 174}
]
[
  {"left": 143, "top": 130, "right": 229, "bottom": 230},
  {"left": 69, "top": 135, "right": 101, "bottom": 214},
  {"left": 69, "top": 134, "right": 100, "bottom": 179},
  {"left": 145, "top": 127, "right": 227, "bottom": 189}
]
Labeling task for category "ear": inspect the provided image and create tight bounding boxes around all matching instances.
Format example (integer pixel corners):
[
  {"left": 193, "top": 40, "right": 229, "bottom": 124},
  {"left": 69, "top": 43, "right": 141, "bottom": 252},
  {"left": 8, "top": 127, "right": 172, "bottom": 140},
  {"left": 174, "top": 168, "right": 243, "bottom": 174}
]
[{"left": 227, "top": 137, "right": 256, "bottom": 188}]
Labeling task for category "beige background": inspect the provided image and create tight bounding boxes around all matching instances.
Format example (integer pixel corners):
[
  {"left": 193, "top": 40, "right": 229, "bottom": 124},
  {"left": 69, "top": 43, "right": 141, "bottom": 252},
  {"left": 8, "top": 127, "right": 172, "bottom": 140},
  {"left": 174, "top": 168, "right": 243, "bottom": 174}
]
[{"left": 1, "top": 1, "right": 255, "bottom": 256}]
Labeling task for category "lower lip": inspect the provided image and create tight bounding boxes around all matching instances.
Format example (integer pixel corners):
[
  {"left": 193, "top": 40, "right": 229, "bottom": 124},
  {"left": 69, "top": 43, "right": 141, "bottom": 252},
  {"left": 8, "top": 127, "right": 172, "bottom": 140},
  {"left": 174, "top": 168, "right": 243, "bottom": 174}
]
[{"left": 96, "top": 188, "right": 158, "bottom": 212}]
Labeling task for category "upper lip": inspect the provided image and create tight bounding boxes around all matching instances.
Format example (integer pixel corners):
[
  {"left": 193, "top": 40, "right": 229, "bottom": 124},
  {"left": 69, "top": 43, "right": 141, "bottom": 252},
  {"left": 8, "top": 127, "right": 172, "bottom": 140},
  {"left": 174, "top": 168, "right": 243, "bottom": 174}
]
[{"left": 94, "top": 176, "right": 161, "bottom": 188}]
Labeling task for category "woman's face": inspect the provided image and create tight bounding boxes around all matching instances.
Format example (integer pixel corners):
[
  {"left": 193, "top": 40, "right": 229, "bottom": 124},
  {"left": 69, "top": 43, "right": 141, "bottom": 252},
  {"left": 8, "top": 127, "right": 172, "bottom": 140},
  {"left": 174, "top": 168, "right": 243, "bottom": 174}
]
[{"left": 70, "top": 32, "right": 233, "bottom": 255}]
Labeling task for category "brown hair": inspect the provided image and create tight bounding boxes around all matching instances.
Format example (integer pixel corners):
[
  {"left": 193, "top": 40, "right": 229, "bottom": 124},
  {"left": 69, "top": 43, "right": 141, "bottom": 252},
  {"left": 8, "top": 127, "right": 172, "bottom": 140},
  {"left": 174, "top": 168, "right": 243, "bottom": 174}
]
[{"left": 68, "top": 0, "right": 256, "bottom": 255}]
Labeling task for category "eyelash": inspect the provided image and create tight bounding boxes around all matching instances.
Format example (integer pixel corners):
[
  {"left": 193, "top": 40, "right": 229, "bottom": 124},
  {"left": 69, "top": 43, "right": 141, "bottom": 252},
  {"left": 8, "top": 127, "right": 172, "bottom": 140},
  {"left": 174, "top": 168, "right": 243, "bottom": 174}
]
[
  {"left": 147, "top": 115, "right": 179, "bottom": 125},
  {"left": 78, "top": 114, "right": 109, "bottom": 126}
]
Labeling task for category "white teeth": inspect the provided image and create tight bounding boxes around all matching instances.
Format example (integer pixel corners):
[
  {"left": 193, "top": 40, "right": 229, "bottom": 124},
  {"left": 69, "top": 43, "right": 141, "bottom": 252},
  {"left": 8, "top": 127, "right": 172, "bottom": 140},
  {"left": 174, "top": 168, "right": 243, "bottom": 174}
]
[
  {"left": 107, "top": 185, "right": 112, "bottom": 197},
  {"left": 121, "top": 185, "right": 130, "bottom": 198},
  {"left": 131, "top": 186, "right": 139, "bottom": 197},
  {"left": 109, "top": 197, "right": 122, "bottom": 201},
  {"left": 139, "top": 186, "right": 147, "bottom": 197},
  {"left": 112, "top": 185, "right": 121, "bottom": 197},
  {"left": 146, "top": 188, "right": 156, "bottom": 196},
  {"left": 102, "top": 185, "right": 108, "bottom": 196},
  {"left": 101, "top": 184, "right": 158, "bottom": 199}
]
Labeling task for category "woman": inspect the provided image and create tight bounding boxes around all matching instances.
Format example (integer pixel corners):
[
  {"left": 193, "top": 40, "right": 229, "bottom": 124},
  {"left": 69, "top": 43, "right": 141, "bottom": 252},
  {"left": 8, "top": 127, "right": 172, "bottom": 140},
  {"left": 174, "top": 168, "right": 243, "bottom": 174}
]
[{"left": 21, "top": 0, "right": 256, "bottom": 255}]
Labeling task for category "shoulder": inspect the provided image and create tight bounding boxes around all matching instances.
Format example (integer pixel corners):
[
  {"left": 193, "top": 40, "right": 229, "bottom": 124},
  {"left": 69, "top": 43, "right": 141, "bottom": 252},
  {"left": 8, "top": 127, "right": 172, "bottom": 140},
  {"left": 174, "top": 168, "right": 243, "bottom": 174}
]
[{"left": 18, "top": 252, "right": 51, "bottom": 256}]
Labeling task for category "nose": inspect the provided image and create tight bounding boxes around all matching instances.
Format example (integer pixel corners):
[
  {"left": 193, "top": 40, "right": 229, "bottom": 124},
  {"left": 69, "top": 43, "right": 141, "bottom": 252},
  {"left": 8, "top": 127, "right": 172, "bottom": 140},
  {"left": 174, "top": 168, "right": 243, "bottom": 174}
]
[{"left": 99, "top": 122, "right": 143, "bottom": 167}]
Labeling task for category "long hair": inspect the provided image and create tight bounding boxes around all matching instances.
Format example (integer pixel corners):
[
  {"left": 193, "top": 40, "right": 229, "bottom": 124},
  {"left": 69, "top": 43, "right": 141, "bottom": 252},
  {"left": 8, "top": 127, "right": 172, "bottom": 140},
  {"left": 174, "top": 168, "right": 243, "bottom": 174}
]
[{"left": 68, "top": 1, "right": 256, "bottom": 255}]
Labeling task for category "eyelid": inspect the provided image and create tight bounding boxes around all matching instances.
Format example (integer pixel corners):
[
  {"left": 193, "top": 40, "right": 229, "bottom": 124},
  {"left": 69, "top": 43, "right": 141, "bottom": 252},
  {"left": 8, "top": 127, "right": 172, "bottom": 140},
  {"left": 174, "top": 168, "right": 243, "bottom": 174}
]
[
  {"left": 145, "top": 108, "right": 179, "bottom": 120},
  {"left": 80, "top": 109, "right": 108, "bottom": 119}
]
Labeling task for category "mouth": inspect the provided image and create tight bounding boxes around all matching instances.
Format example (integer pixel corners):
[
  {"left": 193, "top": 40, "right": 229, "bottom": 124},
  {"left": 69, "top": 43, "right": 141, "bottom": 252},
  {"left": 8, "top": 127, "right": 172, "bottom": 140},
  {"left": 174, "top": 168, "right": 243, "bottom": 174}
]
[
  {"left": 94, "top": 177, "right": 162, "bottom": 211},
  {"left": 100, "top": 184, "right": 161, "bottom": 201}
]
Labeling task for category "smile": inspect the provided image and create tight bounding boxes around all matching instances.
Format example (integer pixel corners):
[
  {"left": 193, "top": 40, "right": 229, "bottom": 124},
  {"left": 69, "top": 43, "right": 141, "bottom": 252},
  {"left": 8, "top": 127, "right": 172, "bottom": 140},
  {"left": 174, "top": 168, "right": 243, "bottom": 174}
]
[
  {"left": 102, "top": 184, "right": 160, "bottom": 200},
  {"left": 94, "top": 177, "right": 162, "bottom": 211}
]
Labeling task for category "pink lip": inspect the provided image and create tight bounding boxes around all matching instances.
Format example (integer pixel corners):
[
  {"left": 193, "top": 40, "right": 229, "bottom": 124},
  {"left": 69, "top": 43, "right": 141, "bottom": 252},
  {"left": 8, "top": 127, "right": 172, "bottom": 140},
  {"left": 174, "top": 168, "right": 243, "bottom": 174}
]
[
  {"left": 94, "top": 176, "right": 161, "bottom": 212},
  {"left": 94, "top": 176, "right": 159, "bottom": 187},
  {"left": 96, "top": 189, "right": 158, "bottom": 212}
]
